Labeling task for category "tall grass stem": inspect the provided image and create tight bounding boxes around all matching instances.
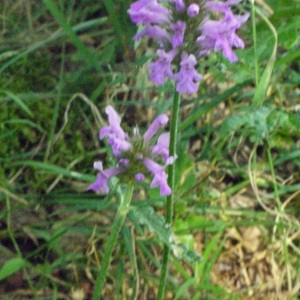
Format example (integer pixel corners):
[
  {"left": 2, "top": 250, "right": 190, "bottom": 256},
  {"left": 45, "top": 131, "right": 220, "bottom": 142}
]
[{"left": 157, "top": 90, "right": 181, "bottom": 299}]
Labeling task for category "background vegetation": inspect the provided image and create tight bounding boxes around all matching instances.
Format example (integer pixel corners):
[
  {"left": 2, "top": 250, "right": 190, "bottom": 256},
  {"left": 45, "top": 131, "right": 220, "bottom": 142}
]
[{"left": 0, "top": 0, "right": 299, "bottom": 299}]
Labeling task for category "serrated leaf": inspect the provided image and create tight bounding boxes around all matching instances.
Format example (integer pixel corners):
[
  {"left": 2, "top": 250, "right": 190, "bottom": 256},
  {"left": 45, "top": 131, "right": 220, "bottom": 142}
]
[
  {"left": 220, "top": 114, "right": 247, "bottom": 137},
  {"left": 133, "top": 206, "right": 202, "bottom": 263},
  {"left": 220, "top": 106, "right": 298, "bottom": 144}
]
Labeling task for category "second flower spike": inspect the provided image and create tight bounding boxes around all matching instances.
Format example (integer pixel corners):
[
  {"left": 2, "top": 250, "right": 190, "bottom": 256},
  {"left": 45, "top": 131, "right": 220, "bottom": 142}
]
[{"left": 89, "top": 106, "right": 176, "bottom": 196}]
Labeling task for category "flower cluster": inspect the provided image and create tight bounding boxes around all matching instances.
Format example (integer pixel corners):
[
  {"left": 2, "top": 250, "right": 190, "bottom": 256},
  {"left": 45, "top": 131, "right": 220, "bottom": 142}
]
[
  {"left": 88, "top": 106, "right": 176, "bottom": 196},
  {"left": 128, "top": 0, "right": 249, "bottom": 94}
]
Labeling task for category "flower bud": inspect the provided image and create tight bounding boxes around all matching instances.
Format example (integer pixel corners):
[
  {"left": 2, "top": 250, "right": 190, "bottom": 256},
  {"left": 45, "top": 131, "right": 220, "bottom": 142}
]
[{"left": 187, "top": 4, "right": 200, "bottom": 17}]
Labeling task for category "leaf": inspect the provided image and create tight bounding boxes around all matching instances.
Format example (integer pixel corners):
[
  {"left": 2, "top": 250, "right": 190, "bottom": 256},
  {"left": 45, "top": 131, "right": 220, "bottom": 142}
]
[
  {"left": 133, "top": 206, "right": 202, "bottom": 263},
  {"left": 13, "top": 160, "right": 95, "bottom": 182},
  {"left": 220, "top": 106, "right": 298, "bottom": 145},
  {"left": 174, "top": 278, "right": 196, "bottom": 300},
  {"left": 219, "top": 113, "right": 247, "bottom": 137},
  {"left": 0, "top": 257, "right": 26, "bottom": 280}
]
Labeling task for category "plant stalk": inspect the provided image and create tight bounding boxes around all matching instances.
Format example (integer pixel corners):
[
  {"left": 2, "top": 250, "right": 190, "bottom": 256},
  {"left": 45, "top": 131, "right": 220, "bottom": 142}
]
[
  {"left": 157, "top": 90, "right": 181, "bottom": 300},
  {"left": 251, "top": 0, "right": 259, "bottom": 87}
]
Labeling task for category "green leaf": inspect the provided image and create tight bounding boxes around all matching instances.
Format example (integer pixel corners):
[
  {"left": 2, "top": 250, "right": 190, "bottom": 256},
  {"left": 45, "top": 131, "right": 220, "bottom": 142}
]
[
  {"left": 220, "top": 106, "right": 298, "bottom": 144},
  {"left": 220, "top": 114, "right": 248, "bottom": 137},
  {"left": 12, "top": 160, "right": 95, "bottom": 182},
  {"left": 133, "top": 206, "right": 202, "bottom": 263},
  {"left": 174, "top": 277, "right": 196, "bottom": 300},
  {"left": 0, "top": 257, "right": 26, "bottom": 280}
]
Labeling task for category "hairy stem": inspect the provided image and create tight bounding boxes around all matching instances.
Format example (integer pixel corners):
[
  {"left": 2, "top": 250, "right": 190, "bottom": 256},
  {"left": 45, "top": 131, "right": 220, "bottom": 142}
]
[
  {"left": 157, "top": 90, "right": 181, "bottom": 300},
  {"left": 251, "top": 0, "right": 259, "bottom": 87}
]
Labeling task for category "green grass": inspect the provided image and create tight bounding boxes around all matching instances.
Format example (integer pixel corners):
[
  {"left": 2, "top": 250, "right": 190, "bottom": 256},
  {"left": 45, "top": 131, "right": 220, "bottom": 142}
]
[{"left": 0, "top": 0, "right": 300, "bottom": 299}]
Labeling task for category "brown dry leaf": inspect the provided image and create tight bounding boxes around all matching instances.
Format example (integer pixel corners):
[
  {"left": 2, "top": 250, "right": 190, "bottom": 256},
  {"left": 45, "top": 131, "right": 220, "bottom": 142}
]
[
  {"left": 240, "top": 226, "right": 262, "bottom": 253},
  {"left": 229, "top": 190, "right": 256, "bottom": 209},
  {"left": 250, "top": 250, "right": 266, "bottom": 264}
]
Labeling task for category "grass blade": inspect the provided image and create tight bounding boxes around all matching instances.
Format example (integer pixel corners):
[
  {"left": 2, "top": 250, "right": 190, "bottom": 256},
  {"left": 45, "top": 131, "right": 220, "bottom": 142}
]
[
  {"left": 1, "top": 90, "right": 33, "bottom": 117},
  {"left": 251, "top": 7, "right": 278, "bottom": 107},
  {"left": 13, "top": 160, "right": 95, "bottom": 182}
]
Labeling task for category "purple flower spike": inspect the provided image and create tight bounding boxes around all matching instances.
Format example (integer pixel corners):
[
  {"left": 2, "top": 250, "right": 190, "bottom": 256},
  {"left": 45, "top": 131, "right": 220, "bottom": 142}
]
[
  {"left": 199, "top": 1, "right": 249, "bottom": 63},
  {"left": 174, "top": 52, "right": 202, "bottom": 94},
  {"left": 128, "top": 0, "right": 249, "bottom": 95},
  {"left": 88, "top": 161, "right": 124, "bottom": 194},
  {"left": 148, "top": 49, "right": 177, "bottom": 85},
  {"left": 187, "top": 4, "right": 200, "bottom": 17},
  {"left": 128, "top": 0, "right": 170, "bottom": 25},
  {"left": 144, "top": 114, "right": 169, "bottom": 142},
  {"left": 170, "top": 21, "right": 186, "bottom": 48},
  {"left": 89, "top": 106, "right": 175, "bottom": 196}
]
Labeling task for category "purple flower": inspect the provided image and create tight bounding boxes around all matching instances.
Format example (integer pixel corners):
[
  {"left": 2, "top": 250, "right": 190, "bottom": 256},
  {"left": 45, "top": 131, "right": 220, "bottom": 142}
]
[
  {"left": 100, "top": 105, "right": 131, "bottom": 156},
  {"left": 134, "top": 25, "right": 171, "bottom": 46},
  {"left": 128, "top": 0, "right": 170, "bottom": 25},
  {"left": 89, "top": 106, "right": 176, "bottom": 195},
  {"left": 152, "top": 132, "right": 170, "bottom": 162},
  {"left": 198, "top": 1, "right": 250, "bottom": 62},
  {"left": 148, "top": 49, "right": 177, "bottom": 85},
  {"left": 170, "top": 21, "right": 186, "bottom": 48},
  {"left": 100, "top": 105, "right": 126, "bottom": 140},
  {"left": 128, "top": 0, "right": 249, "bottom": 94},
  {"left": 174, "top": 0, "right": 185, "bottom": 12},
  {"left": 135, "top": 173, "right": 145, "bottom": 182},
  {"left": 174, "top": 52, "right": 202, "bottom": 94},
  {"left": 144, "top": 114, "right": 169, "bottom": 142},
  {"left": 187, "top": 4, "right": 200, "bottom": 17},
  {"left": 205, "top": 0, "right": 242, "bottom": 14},
  {"left": 88, "top": 161, "right": 124, "bottom": 193},
  {"left": 143, "top": 158, "right": 171, "bottom": 196}
]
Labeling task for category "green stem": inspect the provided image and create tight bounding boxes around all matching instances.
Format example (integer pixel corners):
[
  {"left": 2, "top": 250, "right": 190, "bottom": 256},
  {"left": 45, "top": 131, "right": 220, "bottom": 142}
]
[
  {"left": 157, "top": 90, "right": 181, "bottom": 300},
  {"left": 251, "top": 0, "right": 259, "bottom": 87},
  {"left": 92, "top": 184, "right": 134, "bottom": 300}
]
